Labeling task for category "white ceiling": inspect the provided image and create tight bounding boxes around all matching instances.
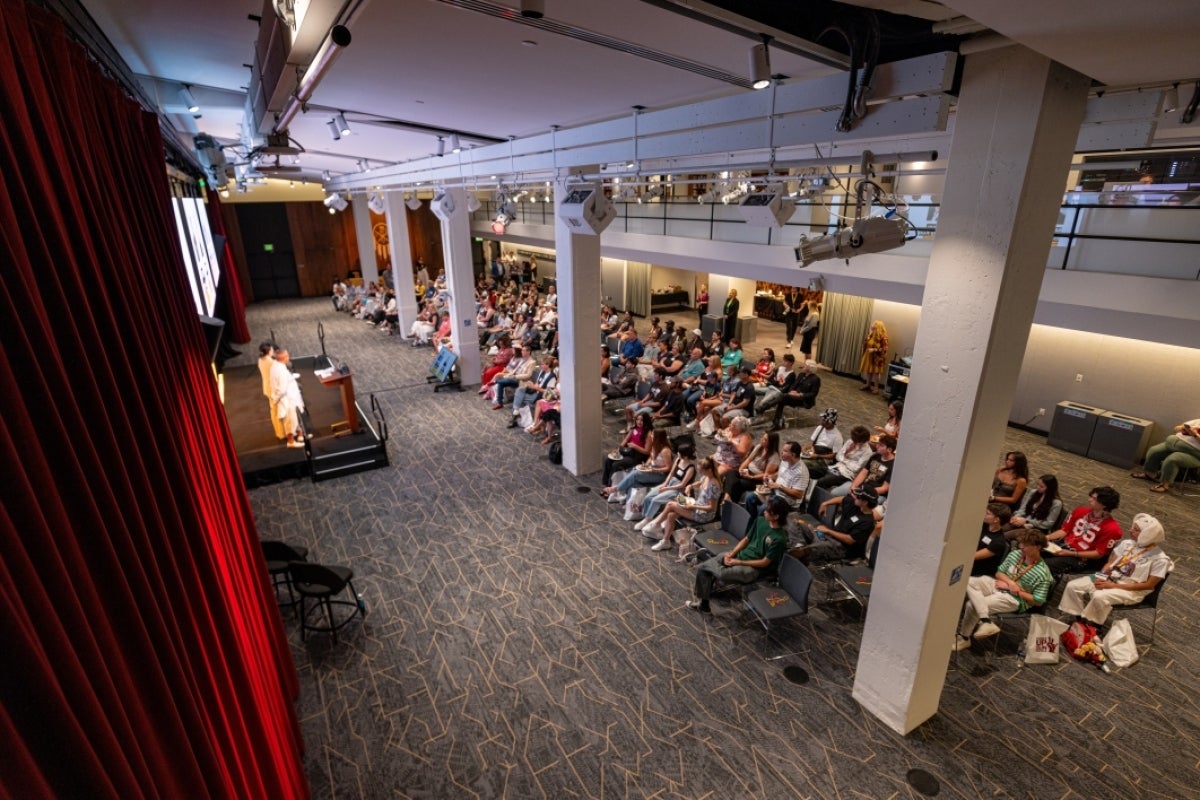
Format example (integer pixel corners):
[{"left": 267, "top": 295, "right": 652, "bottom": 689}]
[{"left": 80, "top": 0, "right": 1200, "bottom": 187}]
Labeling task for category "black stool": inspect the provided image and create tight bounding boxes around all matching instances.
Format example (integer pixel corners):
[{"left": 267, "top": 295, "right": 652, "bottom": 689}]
[
  {"left": 287, "top": 562, "right": 366, "bottom": 643},
  {"left": 261, "top": 540, "right": 309, "bottom": 611}
]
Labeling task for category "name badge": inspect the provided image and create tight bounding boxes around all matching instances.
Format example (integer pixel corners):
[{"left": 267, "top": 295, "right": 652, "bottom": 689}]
[
  {"left": 850, "top": 515, "right": 860, "bottom": 523},
  {"left": 982, "top": 535, "right": 992, "bottom": 545}
]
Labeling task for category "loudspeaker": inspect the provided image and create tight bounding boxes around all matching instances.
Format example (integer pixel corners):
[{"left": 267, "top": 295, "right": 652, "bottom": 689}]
[{"left": 199, "top": 315, "right": 226, "bottom": 364}]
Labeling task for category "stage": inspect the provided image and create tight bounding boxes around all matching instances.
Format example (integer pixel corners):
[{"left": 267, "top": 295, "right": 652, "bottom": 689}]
[{"left": 224, "top": 355, "right": 389, "bottom": 486}]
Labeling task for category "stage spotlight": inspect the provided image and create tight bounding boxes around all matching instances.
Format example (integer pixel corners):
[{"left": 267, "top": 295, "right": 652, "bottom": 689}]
[
  {"left": 334, "top": 111, "right": 351, "bottom": 136},
  {"left": 436, "top": 136, "right": 445, "bottom": 157},
  {"left": 321, "top": 170, "right": 331, "bottom": 182},
  {"left": 405, "top": 193, "right": 422, "bottom": 211},
  {"left": 323, "top": 193, "right": 349, "bottom": 212},
  {"left": 749, "top": 42, "right": 771, "bottom": 90},
  {"left": 492, "top": 200, "right": 517, "bottom": 234},
  {"left": 449, "top": 133, "right": 462, "bottom": 153},
  {"left": 794, "top": 216, "right": 908, "bottom": 266},
  {"left": 326, "top": 120, "right": 341, "bottom": 141},
  {"left": 739, "top": 189, "right": 795, "bottom": 227},
  {"left": 368, "top": 193, "right": 386, "bottom": 214},
  {"left": 466, "top": 194, "right": 482, "bottom": 212},
  {"left": 179, "top": 84, "right": 200, "bottom": 113}
]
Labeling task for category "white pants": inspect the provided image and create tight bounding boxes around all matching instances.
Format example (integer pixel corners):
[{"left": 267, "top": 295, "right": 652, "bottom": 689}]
[
  {"left": 1057, "top": 576, "right": 1148, "bottom": 624},
  {"left": 959, "top": 576, "right": 1020, "bottom": 636}
]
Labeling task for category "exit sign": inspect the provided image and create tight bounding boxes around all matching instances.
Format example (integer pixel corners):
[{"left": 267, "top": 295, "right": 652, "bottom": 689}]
[{"left": 263, "top": 243, "right": 275, "bottom": 252}]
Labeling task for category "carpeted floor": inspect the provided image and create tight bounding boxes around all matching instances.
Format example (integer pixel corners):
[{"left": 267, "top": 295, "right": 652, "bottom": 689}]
[{"left": 235, "top": 298, "right": 1199, "bottom": 800}]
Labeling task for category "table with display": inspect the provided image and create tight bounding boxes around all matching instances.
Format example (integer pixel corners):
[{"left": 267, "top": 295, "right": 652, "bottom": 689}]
[{"left": 650, "top": 290, "right": 690, "bottom": 312}]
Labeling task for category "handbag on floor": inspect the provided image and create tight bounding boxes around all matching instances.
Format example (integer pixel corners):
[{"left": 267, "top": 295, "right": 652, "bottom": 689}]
[
  {"left": 698, "top": 414, "right": 716, "bottom": 437},
  {"left": 1024, "top": 615, "right": 1068, "bottom": 665},
  {"left": 1101, "top": 619, "right": 1139, "bottom": 669},
  {"left": 517, "top": 405, "right": 534, "bottom": 429},
  {"left": 623, "top": 487, "right": 648, "bottom": 521}
]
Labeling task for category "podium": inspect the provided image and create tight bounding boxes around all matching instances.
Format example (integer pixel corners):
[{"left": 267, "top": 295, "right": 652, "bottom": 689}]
[{"left": 319, "top": 368, "right": 360, "bottom": 433}]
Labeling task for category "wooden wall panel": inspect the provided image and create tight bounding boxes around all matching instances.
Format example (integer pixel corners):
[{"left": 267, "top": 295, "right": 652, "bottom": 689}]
[
  {"left": 219, "top": 202, "right": 254, "bottom": 302},
  {"left": 286, "top": 202, "right": 358, "bottom": 296}
]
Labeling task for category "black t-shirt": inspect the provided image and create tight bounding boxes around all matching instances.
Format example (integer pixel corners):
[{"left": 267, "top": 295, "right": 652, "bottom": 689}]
[
  {"left": 832, "top": 496, "right": 877, "bottom": 559},
  {"left": 861, "top": 454, "right": 893, "bottom": 493},
  {"left": 972, "top": 525, "right": 1008, "bottom": 577},
  {"left": 731, "top": 381, "right": 756, "bottom": 415}
]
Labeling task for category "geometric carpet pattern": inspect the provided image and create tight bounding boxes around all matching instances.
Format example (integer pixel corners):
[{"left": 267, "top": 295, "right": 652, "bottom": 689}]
[{"left": 237, "top": 298, "right": 1199, "bottom": 799}]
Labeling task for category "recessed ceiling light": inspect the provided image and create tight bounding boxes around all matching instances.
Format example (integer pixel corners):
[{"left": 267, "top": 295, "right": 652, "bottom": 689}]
[{"left": 521, "top": 40, "right": 538, "bottom": 47}]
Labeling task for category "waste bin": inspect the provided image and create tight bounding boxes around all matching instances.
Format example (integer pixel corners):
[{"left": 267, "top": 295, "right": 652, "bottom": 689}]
[
  {"left": 1047, "top": 401, "right": 1106, "bottom": 456},
  {"left": 1088, "top": 411, "right": 1155, "bottom": 468}
]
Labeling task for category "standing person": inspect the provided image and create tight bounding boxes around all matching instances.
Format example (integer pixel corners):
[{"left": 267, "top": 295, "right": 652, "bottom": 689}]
[
  {"left": 696, "top": 283, "right": 709, "bottom": 328},
  {"left": 1131, "top": 418, "right": 1200, "bottom": 494},
  {"left": 414, "top": 257, "right": 430, "bottom": 288},
  {"left": 798, "top": 301, "right": 821, "bottom": 361},
  {"left": 782, "top": 287, "right": 807, "bottom": 349},
  {"left": 859, "top": 320, "right": 889, "bottom": 394},
  {"left": 269, "top": 348, "right": 306, "bottom": 448},
  {"left": 721, "top": 288, "right": 739, "bottom": 344},
  {"left": 257, "top": 341, "right": 285, "bottom": 441}
]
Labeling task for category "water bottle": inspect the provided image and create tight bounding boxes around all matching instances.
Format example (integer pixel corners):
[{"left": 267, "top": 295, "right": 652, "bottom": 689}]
[{"left": 1015, "top": 640, "right": 1026, "bottom": 667}]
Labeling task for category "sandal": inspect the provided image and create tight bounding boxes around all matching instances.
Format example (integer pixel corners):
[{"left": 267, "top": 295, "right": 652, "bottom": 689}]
[
  {"left": 1149, "top": 483, "right": 1170, "bottom": 494},
  {"left": 1129, "top": 471, "right": 1156, "bottom": 481}
]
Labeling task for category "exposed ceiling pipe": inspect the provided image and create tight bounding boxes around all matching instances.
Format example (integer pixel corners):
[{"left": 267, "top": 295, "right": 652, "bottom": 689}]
[{"left": 274, "top": 24, "right": 352, "bottom": 134}]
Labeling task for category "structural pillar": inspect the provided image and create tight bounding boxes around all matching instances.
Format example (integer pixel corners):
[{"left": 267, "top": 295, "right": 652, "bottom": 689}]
[
  {"left": 351, "top": 196, "right": 379, "bottom": 285},
  {"left": 555, "top": 178, "right": 603, "bottom": 476},
  {"left": 383, "top": 190, "right": 419, "bottom": 334},
  {"left": 852, "top": 47, "right": 1089, "bottom": 734},
  {"left": 438, "top": 188, "right": 481, "bottom": 385}
]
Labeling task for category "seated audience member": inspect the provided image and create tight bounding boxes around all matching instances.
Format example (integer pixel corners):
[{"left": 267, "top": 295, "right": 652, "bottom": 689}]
[
  {"left": 430, "top": 312, "right": 453, "bottom": 350},
  {"left": 796, "top": 487, "right": 879, "bottom": 563},
  {"left": 723, "top": 431, "right": 781, "bottom": 504},
  {"left": 651, "top": 379, "right": 684, "bottom": 426},
  {"left": 814, "top": 425, "right": 873, "bottom": 487},
  {"left": 643, "top": 457, "right": 722, "bottom": 551},
  {"left": 510, "top": 357, "right": 557, "bottom": 427},
  {"left": 602, "top": 430, "right": 674, "bottom": 502},
  {"left": 709, "top": 367, "right": 756, "bottom": 432},
  {"left": 872, "top": 400, "right": 903, "bottom": 440},
  {"left": 953, "top": 529, "right": 1052, "bottom": 648},
  {"left": 635, "top": 333, "right": 663, "bottom": 381},
  {"left": 409, "top": 304, "right": 438, "bottom": 344},
  {"left": 1058, "top": 513, "right": 1170, "bottom": 627},
  {"left": 769, "top": 359, "right": 821, "bottom": 431},
  {"left": 623, "top": 374, "right": 665, "bottom": 431},
  {"left": 1043, "top": 486, "right": 1123, "bottom": 576},
  {"left": 686, "top": 496, "right": 790, "bottom": 613},
  {"left": 653, "top": 342, "right": 685, "bottom": 381},
  {"left": 525, "top": 389, "right": 561, "bottom": 442},
  {"left": 831, "top": 434, "right": 896, "bottom": 498},
  {"left": 743, "top": 441, "right": 810, "bottom": 516},
  {"left": 801, "top": 408, "right": 844, "bottom": 470},
  {"left": 756, "top": 353, "right": 797, "bottom": 414},
  {"left": 617, "top": 328, "right": 645, "bottom": 370},
  {"left": 600, "top": 345, "right": 612, "bottom": 381},
  {"left": 706, "top": 330, "right": 725, "bottom": 358},
  {"left": 753, "top": 347, "right": 777, "bottom": 381},
  {"left": 635, "top": 443, "right": 697, "bottom": 528},
  {"left": 687, "top": 358, "right": 727, "bottom": 426},
  {"left": 1006, "top": 474, "right": 1063, "bottom": 538},
  {"left": 479, "top": 335, "right": 515, "bottom": 390},
  {"left": 712, "top": 416, "right": 754, "bottom": 480},
  {"left": 719, "top": 338, "right": 744, "bottom": 371},
  {"left": 989, "top": 450, "right": 1029, "bottom": 511},
  {"left": 602, "top": 411, "right": 653, "bottom": 486},
  {"left": 972, "top": 504, "right": 1012, "bottom": 576},
  {"left": 1131, "top": 418, "right": 1200, "bottom": 494},
  {"left": 489, "top": 345, "right": 536, "bottom": 408}
]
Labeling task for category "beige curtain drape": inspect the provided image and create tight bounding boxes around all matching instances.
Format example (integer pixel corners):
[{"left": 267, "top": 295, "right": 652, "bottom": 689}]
[{"left": 819, "top": 292, "right": 874, "bottom": 375}]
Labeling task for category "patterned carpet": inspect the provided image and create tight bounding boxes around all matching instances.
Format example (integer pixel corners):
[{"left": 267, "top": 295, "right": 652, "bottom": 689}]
[{"left": 236, "top": 298, "right": 1199, "bottom": 800}]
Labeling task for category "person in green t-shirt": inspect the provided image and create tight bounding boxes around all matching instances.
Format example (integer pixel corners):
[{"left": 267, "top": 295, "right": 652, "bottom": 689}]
[
  {"left": 687, "top": 497, "right": 789, "bottom": 614},
  {"left": 954, "top": 528, "right": 1053, "bottom": 650}
]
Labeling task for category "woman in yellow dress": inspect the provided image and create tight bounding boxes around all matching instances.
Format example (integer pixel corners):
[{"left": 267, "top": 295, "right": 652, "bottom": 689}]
[{"left": 859, "top": 320, "right": 889, "bottom": 394}]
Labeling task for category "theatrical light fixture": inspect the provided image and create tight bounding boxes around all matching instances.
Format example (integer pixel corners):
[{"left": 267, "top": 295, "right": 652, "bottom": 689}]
[
  {"left": 356, "top": 159, "right": 367, "bottom": 172},
  {"left": 739, "top": 188, "right": 795, "bottom": 227},
  {"left": 794, "top": 215, "right": 908, "bottom": 267},
  {"left": 749, "top": 41, "right": 771, "bottom": 90},
  {"left": 405, "top": 193, "right": 422, "bottom": 211},
  {"left": 368, "top": 193, "right": 386, "bottom": 214},
  {"left": 322, "top": 170, "right": 332, "bottom": 182},
  {"left": 179, "top": 84, "right": 200, "bottom": 113},
  {"left": 430, "top": 188, "right": 458, "bottom": 221},
  {"left": 323, "top": 193, "right": 349, "bottom": 213},
  {"left": 1164, "top": 83, "right": 1180, "bottom": 113},
  {"left": 449, "top": 133, "right": 462, "bottom": 153},
  {"left": 436, "top": 136, "right": 445, "bottom": 157},
  {"left": 557, "top": 182, "right": 616, "bottom": 235},
  {"left": 466, "top": 194, "right": 482, "bottom": 212},
  {"left": 492, "top": 199, "right": 517, "bottom": 234},
  {"left": 334, "top": 111, "right": 351, "bottom": 136}
]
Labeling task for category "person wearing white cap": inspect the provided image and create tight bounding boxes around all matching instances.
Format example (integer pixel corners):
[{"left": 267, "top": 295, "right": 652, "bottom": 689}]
[{"left": 1057, "top": 513, "right": 1171, "bottom": 626}]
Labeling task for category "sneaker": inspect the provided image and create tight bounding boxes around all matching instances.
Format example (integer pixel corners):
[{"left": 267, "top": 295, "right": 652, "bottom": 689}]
[
  {"left": 640, "top": 524, "right": 661, "bottom": 539},
  {"left": 287, "top": 440, "right": 306, "bottom": 449},
  {"left": 973, "top": 621, "right": 1001, "bottom": 639},
  {"left": 786, "top": 341, "right": 793, "bottom": 348},
  {"left": 651, "top": 538, "right": 673, "bottom": 551},
  {"left": 952, "top": 635, "right": 972, "bottom": 652},
  {"left": 607, "top": 492, "right": 627, "bottom": 504},
  {"left": 633, "top": 518, "right": 650, "bottom": 531},
  {"left": 684, "top": 420, "right": 698, "bottom": 430},
  {"left": 685, "top": 599, "right": 711, "bottom": 614}
]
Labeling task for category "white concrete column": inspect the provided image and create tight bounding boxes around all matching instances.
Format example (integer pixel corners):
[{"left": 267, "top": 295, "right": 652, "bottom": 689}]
[
  {"left": 351, "top": 197, "right": 379, "bottom": 285},
  {"left": 555, "top": 178, "right": 603, "bottom": 476},
  {"left": 852, "top": 47, "right": 1090, "bottom": 734},
  {"left": 438, "top": 188, "right": 482, "bottom": 385},
  {"left": 384, "top": 191, "right": 419, "bottom": 333}
]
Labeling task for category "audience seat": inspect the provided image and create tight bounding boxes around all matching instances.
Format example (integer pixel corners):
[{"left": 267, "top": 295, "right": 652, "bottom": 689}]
[
  {"left": 261, "top": 540, "right": 309, "bottom": 611},
  {"left": 288, "top": 561, "right": 367, "bottom": 643},
  {"left": 744, "top": 554, "right": 814, "bottom": 632}
]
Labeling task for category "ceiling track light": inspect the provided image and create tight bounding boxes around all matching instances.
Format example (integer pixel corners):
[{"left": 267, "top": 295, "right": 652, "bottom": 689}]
[
  {"left": 749, "top": 39, "right": 771, "bottom": 91},
  {"left": 327, "top": 119, "right": 341, "bottom": 141},
  {"left": 436, "top": 136, "right": 445, "bottom": 157},
  {"left": 179, "top": 84, "right": 200, "bottom": 113},
  {"left": 1164, "top": 83, "right": 1179, "bottom": 114},
  {"left": 334, "top": 111, "right": 351, "bottom": 136},
  {"left": 449, "top": 133, "right": 462, "bottom": 153}
]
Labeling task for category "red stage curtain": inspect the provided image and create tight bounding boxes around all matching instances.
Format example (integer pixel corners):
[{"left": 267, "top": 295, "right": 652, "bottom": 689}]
[
  {"left": 205, "top": 190, "right": 252, "bottom": 344},
  {"left": 0, "top": 2, "right": 307, "bottom": 797}
]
